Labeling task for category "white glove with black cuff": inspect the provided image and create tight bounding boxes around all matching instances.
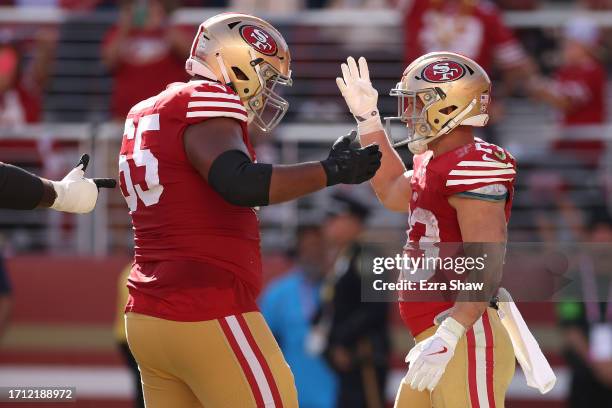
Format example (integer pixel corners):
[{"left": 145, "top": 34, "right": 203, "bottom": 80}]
[{"left": 336, "top": 56, "right": 384, "bottom": 135}]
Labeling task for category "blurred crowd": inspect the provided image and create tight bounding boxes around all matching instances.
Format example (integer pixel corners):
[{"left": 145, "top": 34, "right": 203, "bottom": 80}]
[{"left": 0, "top": 0, "right": 611, "bottom": 407}]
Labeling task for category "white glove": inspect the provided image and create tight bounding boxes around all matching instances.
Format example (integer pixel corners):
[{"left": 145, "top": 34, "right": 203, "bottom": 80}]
[
  {"left": 336, "top": 56, "right": 383, "bottom": 135},
  {"left": 50, "top": 154, "right": 116, "bottom": 214},
  {"left": 403, "top": 316, "right": 465, "bottom": 392}
]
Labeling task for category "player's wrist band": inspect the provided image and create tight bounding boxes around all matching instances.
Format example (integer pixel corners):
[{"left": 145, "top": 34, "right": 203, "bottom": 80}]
[
  {"left": 438, "top": 316, "right": 466, "bottom": 345},
  {"left": 356, "top": 112, "right": 383, "bottom": 136}
]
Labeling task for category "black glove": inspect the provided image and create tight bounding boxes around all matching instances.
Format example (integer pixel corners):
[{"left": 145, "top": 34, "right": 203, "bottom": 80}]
[{"left": 321, "top": 130, "right": 382, "bottom": 186}]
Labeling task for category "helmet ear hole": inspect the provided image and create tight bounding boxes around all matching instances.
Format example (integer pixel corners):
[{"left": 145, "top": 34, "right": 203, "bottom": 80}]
[
  {"left": 231, "top": 66, "right": 249, "bottom": 81},
  {"left": 439, "top": 105, "right": 458, "bottom": 115}
]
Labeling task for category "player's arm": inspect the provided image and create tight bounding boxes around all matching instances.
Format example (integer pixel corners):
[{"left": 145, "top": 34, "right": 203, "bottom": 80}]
[
  {"left": 404, "top": 196, "right": 507, "bottom": 392},
  {"left": 0, "top": 155, "right": 116, "bottom": 213},
  {"left": 337, "top": 57, "right": 411, "bottom": 212},
  {"left": 183, "top": 118, "right": 381, "bottom": 206},
  {"left": 448, "top": 196, "right": 507, "bottom": 328}
]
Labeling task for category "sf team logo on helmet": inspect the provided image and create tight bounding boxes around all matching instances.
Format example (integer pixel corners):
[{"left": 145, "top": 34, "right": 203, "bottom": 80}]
[
  {"left": 240, "top": 25, "right": 278, "bottom": 56},
  {"left": 421, "top": 60, "right": 466, "bottom": 83}
]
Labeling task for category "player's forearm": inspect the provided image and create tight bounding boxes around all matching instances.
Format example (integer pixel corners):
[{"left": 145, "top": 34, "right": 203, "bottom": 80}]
[
  {"left": 269, "top": 162, "right": 326, "bottom": 204},
  {"left": 360, "top": 129, "right": 411, "bottom": 211},
  {"left": 449, "top": 302, "right": 488, "bottom": 329}
]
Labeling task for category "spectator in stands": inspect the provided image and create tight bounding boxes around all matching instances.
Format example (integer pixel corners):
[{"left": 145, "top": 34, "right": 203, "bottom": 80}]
[
  {"left": 0, "top": 29, "right": 56, "bottom": 126},
  {"left": 260, "top": 225, "right": 338, "bottom": 408},
  {"left": 557, "top": 208, "right": 612, "bottom": 407},
  {"left": 315, "top": 193, "right": 389, "bottom": 408},
  {"left": 114, "top": 263, "right": 144, "bottom": 408},
  {"left": 402, "top": 0, "right": 533, "bottom": 75},
  {"left": 402, "top": 0, "right": 536, "bottom": 144},
  {"left": 102, "top": 0, "right": 190, "bottom": 120},
  {"left": 528, "top": 17, "right": 607, "bottom": 139}
]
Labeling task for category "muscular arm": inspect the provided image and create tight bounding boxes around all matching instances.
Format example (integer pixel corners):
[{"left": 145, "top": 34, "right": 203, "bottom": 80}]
[
  {"left": 183, "top": 118, "right": 327, "bottom": 206},
  {"left": 0, "top": 163, "right": 56, "bottom": 210},
  {"left": 447, "top": 196, "right": 507, "bottom": 329},
  {"left": 359, "top": 129, "right": 411, "bottom": 212}
]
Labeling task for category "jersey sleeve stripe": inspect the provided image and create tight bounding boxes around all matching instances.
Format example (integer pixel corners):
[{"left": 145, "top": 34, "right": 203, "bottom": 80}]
[
  {"left": 191, "top": 91, "right": 241, "bottom": 101},
  {"left": 449, "top": 169, "right": 515, "bottom": 176},
  {"left": 186, "top": 110, "right": 248, "bottom": 122},
  {"left": 457, "top": 161, "right": 513, "bottom": 168},
  {"left": 446, "top": 177, "right": 513, "bottom": 186},
  {"left": 455, "top": 191, "right": 508, "bottom": 202},
  {"left": 188, "top": 101, "right": 247, "bottom": 112}
]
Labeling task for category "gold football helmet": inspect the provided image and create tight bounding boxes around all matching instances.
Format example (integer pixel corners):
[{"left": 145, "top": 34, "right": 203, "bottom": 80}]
[
  {"left": 186, "top": 13, "right": 292, "bottom": 132},
  {"left": 386, "top": 52, "right": 491, "bottom": 154}
]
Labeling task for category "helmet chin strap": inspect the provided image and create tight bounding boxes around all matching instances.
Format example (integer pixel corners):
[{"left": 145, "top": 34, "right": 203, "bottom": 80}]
[
  {"left": 434, "top": 98, "right": 478, "bottom": 137},
  {"left": 215, "top": 54, "right": 232, "bottom": 84},
  {"left": 408, "top": 98, "right": 481, "bottom": 154},
  {"left": 185, "top": 57, "right": 220, "bottom": 82}
]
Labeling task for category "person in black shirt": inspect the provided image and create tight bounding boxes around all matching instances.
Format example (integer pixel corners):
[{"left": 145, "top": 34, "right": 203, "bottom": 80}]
[
  {"left": 315, "top": 192, "right": 389, "bottom": 408},
  {"left": 558, "top": 209, "right": 612, "bottom": 407}
]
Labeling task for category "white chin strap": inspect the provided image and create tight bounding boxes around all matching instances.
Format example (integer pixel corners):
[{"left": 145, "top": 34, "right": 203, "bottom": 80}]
[{"left": 185, "top": 57, "right": 221, "bottom": 82}]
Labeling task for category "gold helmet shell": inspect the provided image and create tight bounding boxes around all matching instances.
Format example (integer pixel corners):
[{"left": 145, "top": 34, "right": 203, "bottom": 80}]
[
  {"left": 386, "top": 52, "right": 491, "bottom": 154},
  {"left": 186, "top": 13, "right": 292, "bottom": 132}
]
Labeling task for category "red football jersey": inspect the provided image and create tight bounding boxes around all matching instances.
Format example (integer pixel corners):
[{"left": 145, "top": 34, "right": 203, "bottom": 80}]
[
  {"left": 554, "top": 61, "right": 607, "bottom": 126},
  {"left": 399, "top": 139, "right": 516, "bottom": 336},
  {"left": 404, "top": 0, "right": 526, "bottom": 71},
  {"left": 118, "top": 80, "right": 262, "bottom": 322}
]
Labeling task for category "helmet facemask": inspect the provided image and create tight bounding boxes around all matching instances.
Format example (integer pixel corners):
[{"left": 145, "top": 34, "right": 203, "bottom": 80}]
[
  {"left": 246, "top": 58, "right": 292, "bottom": 132},
  {"left": 386, "top": 86, "right": 443, "bottom": 154}
]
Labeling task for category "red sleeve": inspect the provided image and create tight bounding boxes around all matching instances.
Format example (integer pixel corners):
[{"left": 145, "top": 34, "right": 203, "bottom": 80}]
[
  {"left": 443, "top": 144, "right": 517, "bottom": 197},
  {"left": 173, "top": 81, "right": 255, "bottom": 160},
  {"left": 179, "top": 81, "right": 248, "bottom": 125}
]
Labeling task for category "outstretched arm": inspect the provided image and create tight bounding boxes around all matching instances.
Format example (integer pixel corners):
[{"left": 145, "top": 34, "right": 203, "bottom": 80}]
[
  {"left": 183, "top": 118, "right": 381, "bottom": 206},
  {"left": 337, "top": 57, "right": 411, "bottom": 212},
  {"left": 0, "top": 155, "right": 116, "bottom": 213}
]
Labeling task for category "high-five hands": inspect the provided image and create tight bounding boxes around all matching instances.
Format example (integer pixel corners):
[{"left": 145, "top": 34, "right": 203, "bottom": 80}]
[
  {"left": 321, "top": 130, "right": 382, "bottom": 186},
  {"left": 51, "top": 154, "right": 117, "bottom": 214},
  {"left": 336, "top": 57, "right": 383, "bottom": 134}
]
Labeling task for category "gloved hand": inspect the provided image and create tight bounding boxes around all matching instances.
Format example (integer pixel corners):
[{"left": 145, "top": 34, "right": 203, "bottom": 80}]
[
  {"left": 403, "top": 316, "right": 465, "bottom": 392},
  {"left": 50, "top": 154, "right": 117, "bottom": 214},
  {"left": 336, "top": 56, "right": 383, "bottom": 134},
  {"left": 321, "top": 131, "right": 381, "bottom": 186}
]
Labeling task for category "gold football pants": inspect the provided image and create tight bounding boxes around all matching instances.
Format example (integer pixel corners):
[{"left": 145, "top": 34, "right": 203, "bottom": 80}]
[
  {"left": 125, "top": 311, "right": 298, "bottom": 408},
  {"left": 394, "top": 308, "right": 515, "bottom": 408}
]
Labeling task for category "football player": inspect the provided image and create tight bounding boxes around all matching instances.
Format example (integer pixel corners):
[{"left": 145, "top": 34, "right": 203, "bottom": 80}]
[
  {"left": 119, "top": 13, "right": 381, "bottom": 408},
  {"left": 0, "top": 154, "right": 115, "bottom": 213},
  {"left": 337, "top": 52, "right": 517, "bottom": 407}
]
